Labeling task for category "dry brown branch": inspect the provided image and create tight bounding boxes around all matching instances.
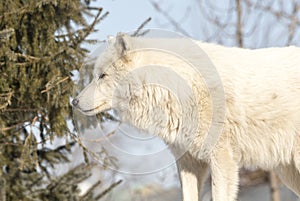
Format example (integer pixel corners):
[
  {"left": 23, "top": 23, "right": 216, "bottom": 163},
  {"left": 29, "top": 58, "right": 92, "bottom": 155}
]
[
  {"left": 0, "top": 91, "right": 13, "bottom": 110},
  {"left": 287, "top": 1, "right": 299, "bottom": 45},
  {"left": 194, "top": 0, "right": 238, "bottom": 43},
  {"left": 0, "top": 122, "right": 30, "bottom": 132},
  {"left": 239, "top": 169, "right": 269, "bottom": 187},
  {"left": 14, "top": 52, "right": 41, "bottom": 62},
  {"left": 80, "top": 180, "right": 102, "bottom": 199},
  {"left": 244, "top": 0, "right": 300, "bottom": 26},
  {"left": 41, "top": 76, "right": 70, "bottom": 93},
  {"left": 73, "top": 8, "right": 108, "bottom": 46},
  {"left": 269, "top": 171, "right": 280, "bottom": 201},
  {"left": 1, "top": 108, "right": 39, "bottom": 112},
  {"left": 150, "top": 1, "right": 191, "bottom": 37},
  {"left": 94, "top": 179, "right": 122, "bottom": 200},
  {"left": 236, "top": 0, "right": 243, "bottom": 47},
  {"left": 67, "top": 126, "right": 119, "bottom": 169},
  {"left": 132, "top": 17, "right": 152, "bottom": 37}
]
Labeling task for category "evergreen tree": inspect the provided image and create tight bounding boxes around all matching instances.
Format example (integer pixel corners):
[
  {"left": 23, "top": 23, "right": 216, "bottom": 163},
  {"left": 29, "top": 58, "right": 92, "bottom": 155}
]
[{"left": 0, "top": 0, "right": 117, "bottom": 200}]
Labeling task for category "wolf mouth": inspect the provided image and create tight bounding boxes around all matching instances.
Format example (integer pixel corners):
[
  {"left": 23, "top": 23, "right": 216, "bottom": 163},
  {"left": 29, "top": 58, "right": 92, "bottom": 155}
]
[{"left": 82, "top": 103, "right": 106, "bottom": 113}]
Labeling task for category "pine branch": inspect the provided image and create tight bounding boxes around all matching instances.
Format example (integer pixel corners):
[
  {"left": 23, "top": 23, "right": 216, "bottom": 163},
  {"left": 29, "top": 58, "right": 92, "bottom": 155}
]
[
  {"left": 80, "top": 180, "right": 102, "bottom": 199},
  {"left": 0, "top": 92, "right": 13, "bottom": 110},
  {"left": 47, "top": 163, "right": 92, "bottom": 191},
  {"left": 0, "top": 178, "right": 6, "bottom": 201},
  {"left": 14, "top": 52, "right": 41, "bottom": 62},
  {"left": 0, "top": 1, "right": 109, "bottom": 199},
  {"left": 73, "top": 8, "right": 108, "bottom": 47},
  {"left": 95, "top": 180, "right": 122, "bottom": 200},
  {"left": 1, "top": 108, "right": 39, "bottom": 112},
  {"left": 0, "top": 28, "right": 14, "bottom": 40},
  {"left": 41, "top": 76, "right": 70, "bottom": 94}
]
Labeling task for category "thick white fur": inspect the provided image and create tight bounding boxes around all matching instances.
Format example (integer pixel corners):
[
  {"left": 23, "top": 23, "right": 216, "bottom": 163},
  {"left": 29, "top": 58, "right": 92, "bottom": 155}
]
[{"left": 74, "top": 34, "right": 300, "bottom": 201}]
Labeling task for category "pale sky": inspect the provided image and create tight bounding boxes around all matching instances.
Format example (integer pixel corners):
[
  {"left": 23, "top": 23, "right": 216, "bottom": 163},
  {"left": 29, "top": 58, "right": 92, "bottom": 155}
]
[
  {"left": 87, "top": 0, "right": 203, "bottom": 50},
  {"left": 85, "top": 0, "right": 300, "bottom": 50}
]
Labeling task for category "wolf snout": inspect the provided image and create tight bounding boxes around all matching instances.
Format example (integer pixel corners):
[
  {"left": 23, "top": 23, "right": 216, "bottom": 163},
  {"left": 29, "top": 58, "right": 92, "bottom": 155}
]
[{"left": 72, "top": 98, "right": 79, "bottom": 107}]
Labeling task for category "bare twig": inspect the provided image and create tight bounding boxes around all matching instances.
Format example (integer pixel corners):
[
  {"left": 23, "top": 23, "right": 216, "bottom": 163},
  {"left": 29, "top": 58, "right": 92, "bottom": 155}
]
[
  {"left": 287, "top": 1, "right": 299, "bottom": 45},
  {"left": 244, "top": 0, "right": 300, "bottom": 27},
  {"left": 0, "top": 122, "right": 30, "bottom": 132},
  {"left": 269, "top": 171, "right": 280, "bottom": 201},
  {"left": 194, "top": 0, "right": 236, "bottom": 43},
  {"left": 80, "top": 180, "right": 102, "bottom": 199},
  {"left": 150, "top": 1, "right": 191, "bottom": 37},
  {"left": 0, "top": 91, "right": 13, "bottom": 110},
  {"left": 132, "top": 17, "right": 152, "bottom": 37},
  {"left": 41, "top": 76, "right": 70, "bottom": 93},
  {"left": 73, "top": 8, "right": 108, "bottom": 46},
  {"left": 94, "top": 180, "right": 122, "bottom": 200},
  {"left": 236, "top": 0, "right": 243, "bottom": 47},
  {"left": 1, "top": 108, "right": 39, "bottom": 112}
]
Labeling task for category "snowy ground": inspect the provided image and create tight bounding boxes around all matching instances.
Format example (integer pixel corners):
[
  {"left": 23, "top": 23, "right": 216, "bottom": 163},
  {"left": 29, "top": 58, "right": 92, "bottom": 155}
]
[
  {"left": 72, "top": 119, "right": 299, "bottom": 201},
  {"left": 106, "top": 181, "right": 299, "bottom": 201}
]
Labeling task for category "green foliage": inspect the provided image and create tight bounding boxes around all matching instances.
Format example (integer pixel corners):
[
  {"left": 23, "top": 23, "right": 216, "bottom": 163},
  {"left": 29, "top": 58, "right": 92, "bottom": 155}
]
[{"left": 0, "top": 0, "right": 111, "bottom": 200}]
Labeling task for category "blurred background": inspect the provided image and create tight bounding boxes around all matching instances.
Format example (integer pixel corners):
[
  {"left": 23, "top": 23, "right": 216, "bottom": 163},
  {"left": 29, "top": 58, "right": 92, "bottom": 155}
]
[{"left": 1, "top": 0, "right": 300, "bottom": 200}]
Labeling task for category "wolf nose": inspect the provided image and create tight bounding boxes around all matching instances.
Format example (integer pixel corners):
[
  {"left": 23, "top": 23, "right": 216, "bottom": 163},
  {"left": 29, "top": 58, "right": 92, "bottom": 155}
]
[{"left": 72, "top": 98, "right": 79, "bottom": 107}]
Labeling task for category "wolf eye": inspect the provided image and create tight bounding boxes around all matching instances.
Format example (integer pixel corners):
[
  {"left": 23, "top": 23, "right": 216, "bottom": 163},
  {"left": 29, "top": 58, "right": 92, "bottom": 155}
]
[{"left": 98, "top": 73, "right": 107, "bottom": 80}]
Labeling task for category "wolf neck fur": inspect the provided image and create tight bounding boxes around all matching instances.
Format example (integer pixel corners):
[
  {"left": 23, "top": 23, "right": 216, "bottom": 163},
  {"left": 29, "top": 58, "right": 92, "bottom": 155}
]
[{"left": 116, "top": 49, "right": 213, "bottom": 148}]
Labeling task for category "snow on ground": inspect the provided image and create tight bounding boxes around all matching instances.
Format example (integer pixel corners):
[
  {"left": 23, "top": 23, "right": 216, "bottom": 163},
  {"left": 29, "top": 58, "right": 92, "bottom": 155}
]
[{"left": 74, "top": 120, "right": 299, "bottom": 201}]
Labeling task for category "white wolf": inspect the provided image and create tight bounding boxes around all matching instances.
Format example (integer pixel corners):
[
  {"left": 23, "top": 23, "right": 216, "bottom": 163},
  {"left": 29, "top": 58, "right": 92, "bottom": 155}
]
[{"left": 72, "top": 33, "right": 300, "bottom": 201}]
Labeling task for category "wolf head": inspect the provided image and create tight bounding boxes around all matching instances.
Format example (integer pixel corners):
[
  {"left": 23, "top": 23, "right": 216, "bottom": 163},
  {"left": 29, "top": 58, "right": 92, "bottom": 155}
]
[{"left": 72, "top": 33, "right": 138, "bottom": 116}]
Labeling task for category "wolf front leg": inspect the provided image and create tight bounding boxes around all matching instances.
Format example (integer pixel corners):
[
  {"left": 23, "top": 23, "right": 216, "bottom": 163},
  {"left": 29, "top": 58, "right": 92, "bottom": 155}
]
[
  {"left": 210, "top": 147, "right": 239, "bottom": 201},
  {"left": 176, "top": 152, "right": 209, "bottom": 201}
]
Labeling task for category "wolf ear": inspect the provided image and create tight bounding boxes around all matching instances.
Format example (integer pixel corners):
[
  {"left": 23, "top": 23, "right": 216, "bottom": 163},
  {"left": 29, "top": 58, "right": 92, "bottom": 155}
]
[{"left": 115, "top": 33, "right": 131, "bottom": 56}]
